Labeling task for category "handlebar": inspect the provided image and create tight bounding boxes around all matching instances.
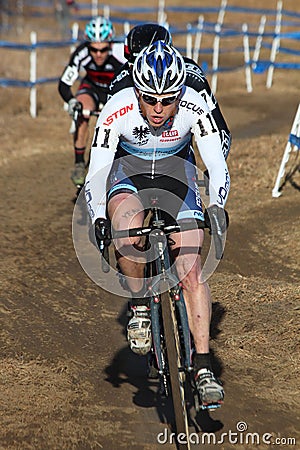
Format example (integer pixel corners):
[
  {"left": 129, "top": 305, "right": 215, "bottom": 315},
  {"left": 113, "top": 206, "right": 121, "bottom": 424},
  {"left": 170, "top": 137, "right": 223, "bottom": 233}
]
[
  {"left": 79, "top": 109, "right": 101, "bottom": 118},
  {"left": 112, "top": 220, "right": 206, "bottom": 240},
  {"left": 69, "top": 105, "right": 103, "bottom": 134},
  {"left": 97, "top": 214, "right": 226, "bottom": 272}
]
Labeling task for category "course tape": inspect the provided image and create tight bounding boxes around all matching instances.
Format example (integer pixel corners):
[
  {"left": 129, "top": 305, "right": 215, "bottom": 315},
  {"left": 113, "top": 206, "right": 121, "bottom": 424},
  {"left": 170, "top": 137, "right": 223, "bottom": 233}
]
[
  {"left": 252, "top": 61, "right": 300, "bottom": 73},
  {"left": 1, "top": 26, "right": 299, "bottom": 52},
  {"left": 1, "top": 3, "right": 300, "bottom": 88},
  {"left": 18, "top": 2, "right": 300, "bottom": 19},
  {"left": 0, "top": 40, "right": 76, "bottom": 50},
  {"left": 6, "top": 3, "right": 300, "bottom": 22},
  {"left": 0, "top": 77, "right": 59, "bottom": 87}
]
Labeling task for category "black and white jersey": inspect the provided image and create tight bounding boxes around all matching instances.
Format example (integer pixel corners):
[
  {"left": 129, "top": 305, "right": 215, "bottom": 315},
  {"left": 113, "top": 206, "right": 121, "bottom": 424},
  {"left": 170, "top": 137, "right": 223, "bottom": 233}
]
[{"left": 58, "top": 42, "right": 124, "bottom": 103}]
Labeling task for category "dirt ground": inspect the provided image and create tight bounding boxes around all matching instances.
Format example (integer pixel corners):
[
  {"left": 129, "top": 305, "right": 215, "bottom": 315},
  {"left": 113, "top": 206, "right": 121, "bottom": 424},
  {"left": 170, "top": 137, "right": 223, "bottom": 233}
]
[{"left": 0, "top": 1, "right": 299, "bottom": 449}]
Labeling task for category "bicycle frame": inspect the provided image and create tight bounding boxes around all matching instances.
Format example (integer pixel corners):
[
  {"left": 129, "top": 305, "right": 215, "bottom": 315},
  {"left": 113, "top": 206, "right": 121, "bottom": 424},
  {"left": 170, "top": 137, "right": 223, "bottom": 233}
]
[
  {"left": 143, "top": 206, "right": 193, "bottom": 382},
  {"left": 69, "top": 105, "right": 103, "bottom": 197}
]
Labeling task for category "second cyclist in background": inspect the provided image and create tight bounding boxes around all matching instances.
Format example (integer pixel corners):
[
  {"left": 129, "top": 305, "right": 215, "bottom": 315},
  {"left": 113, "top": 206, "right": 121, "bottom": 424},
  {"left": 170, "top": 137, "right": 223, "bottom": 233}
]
[{"left": 58, "top": 16, "right": 124, "bottom": 187}]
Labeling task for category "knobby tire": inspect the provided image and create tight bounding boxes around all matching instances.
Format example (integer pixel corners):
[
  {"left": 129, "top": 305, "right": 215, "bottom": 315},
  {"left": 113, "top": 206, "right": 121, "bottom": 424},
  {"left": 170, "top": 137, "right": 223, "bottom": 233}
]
[{"left": 160, "top": 288, "right": 190, "bottom": 450}]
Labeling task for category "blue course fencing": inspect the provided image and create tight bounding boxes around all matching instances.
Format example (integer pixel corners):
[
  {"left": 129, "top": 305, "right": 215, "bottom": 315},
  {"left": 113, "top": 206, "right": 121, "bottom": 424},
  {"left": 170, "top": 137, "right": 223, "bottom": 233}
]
[
  {"left": 1, "top": 2, "right": 300, "bottom": 115},
  {"left": 0, "top": 38, "right": 76, "bottom": 88}
]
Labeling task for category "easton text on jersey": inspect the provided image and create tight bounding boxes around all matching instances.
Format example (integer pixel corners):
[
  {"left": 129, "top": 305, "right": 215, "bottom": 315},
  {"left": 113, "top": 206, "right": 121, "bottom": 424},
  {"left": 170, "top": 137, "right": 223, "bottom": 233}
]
[{"left": 103, "top": 104, "right": 134, "bottom": 126}]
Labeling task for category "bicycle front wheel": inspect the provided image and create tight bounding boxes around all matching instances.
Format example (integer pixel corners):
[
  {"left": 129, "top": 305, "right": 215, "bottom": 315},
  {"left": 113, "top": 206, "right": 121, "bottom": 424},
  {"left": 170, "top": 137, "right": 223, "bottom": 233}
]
[{"left": 160, "top": 287, "right": 190, "bottom": 450}]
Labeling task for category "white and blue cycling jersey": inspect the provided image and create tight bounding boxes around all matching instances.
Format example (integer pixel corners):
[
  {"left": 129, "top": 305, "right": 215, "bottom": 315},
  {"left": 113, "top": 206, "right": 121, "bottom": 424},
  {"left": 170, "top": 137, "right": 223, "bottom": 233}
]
[
  {"left": 85, "top": 85, "right": 230, "bottom": 222},
  {"left": 109, "top": 57, "right": 231, "bottom": 161}
]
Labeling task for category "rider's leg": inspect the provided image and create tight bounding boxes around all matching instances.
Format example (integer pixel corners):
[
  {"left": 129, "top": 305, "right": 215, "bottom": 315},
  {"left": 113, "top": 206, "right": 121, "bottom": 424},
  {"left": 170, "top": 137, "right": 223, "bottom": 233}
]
[
  {"left": 71, "top": 93, "right": 95, "bottom": 186},
  {"left": 171, "top": 229, "right": 211, "bottom": 354},
  {"left": 108, "top": 192, "right": 146, "bottom": 294},
  {"left": 74, "top": 93, "right": 95, "bottom": 163},
  {"left": 108, "top": 192, "right": 151, "bottom": 355},
  {"left": 171, "top": 229, "right": 224, "bottom": 404}
]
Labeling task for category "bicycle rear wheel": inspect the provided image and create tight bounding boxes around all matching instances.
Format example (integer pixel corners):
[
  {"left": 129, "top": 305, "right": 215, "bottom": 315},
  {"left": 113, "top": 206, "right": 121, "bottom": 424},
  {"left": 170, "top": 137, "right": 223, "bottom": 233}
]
[{"left": 160, "top": 286, "right": 190, "bottom": 450}]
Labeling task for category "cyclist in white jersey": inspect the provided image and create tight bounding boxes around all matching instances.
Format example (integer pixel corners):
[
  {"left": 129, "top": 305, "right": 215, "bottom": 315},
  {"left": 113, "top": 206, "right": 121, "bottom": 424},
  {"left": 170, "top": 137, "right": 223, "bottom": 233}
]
[
  {"left": 109, "top": 23, "right": 231, "bottom": 161},
  {"left": 85, "top": 41, "right": 230, "bottom": 406}
]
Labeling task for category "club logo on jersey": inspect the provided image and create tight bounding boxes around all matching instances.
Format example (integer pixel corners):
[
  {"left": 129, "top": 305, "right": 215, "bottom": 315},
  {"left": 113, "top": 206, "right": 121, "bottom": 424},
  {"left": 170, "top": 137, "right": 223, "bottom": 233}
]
[
  {"left": 162, "top": 130, "right": 179, "bottom": 138},
  {"left": 103, "top": 103, "right": 134, "bottom": 126},
  {"left": 160, "top": 129, "right": 181, "bottom": 143},
  {"left": 132, "top": 126, "right": 150, "bottom": 144}
]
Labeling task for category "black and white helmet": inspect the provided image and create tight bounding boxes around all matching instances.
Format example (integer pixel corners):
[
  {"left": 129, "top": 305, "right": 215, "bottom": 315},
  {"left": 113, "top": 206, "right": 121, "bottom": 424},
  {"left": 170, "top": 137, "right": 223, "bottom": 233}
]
[{"left": 132, "top": 40, "right": 186, "bottom": 95}]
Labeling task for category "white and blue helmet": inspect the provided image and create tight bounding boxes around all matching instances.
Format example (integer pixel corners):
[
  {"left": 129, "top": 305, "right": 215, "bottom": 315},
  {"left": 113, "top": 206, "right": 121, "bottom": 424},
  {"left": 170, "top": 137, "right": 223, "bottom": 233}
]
[
  {"left": 132, "top": 40, "right": 186, "bottom": 95},
  {"left": 85, "top": 17, "right": 115, "bottom": 42}
]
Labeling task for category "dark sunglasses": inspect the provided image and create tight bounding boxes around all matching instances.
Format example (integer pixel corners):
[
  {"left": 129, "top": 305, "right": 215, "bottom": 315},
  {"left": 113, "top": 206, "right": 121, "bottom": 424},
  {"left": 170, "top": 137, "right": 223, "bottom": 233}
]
[
  {"left": 140, "top": 91, "right": 180, "bottom": 106},
  {"left": 89, "top": 46, "right": 110, "bottom": 54}
]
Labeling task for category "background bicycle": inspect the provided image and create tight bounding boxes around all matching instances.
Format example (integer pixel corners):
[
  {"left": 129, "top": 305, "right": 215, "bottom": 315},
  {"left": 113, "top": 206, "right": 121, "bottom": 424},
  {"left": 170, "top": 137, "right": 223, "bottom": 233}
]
[{"left": 68, "top": 104, "right": 102, "bottom": 198}]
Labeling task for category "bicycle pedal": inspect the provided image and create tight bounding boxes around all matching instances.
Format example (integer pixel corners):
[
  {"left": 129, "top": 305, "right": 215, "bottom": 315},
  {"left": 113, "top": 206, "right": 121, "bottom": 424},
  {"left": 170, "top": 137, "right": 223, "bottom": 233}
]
[
  {"left": 200, "top": 401, "right": 223, "bottom": 411},
  {"left": 194, "top": 391, "right": 223, "bottom": 412}
]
